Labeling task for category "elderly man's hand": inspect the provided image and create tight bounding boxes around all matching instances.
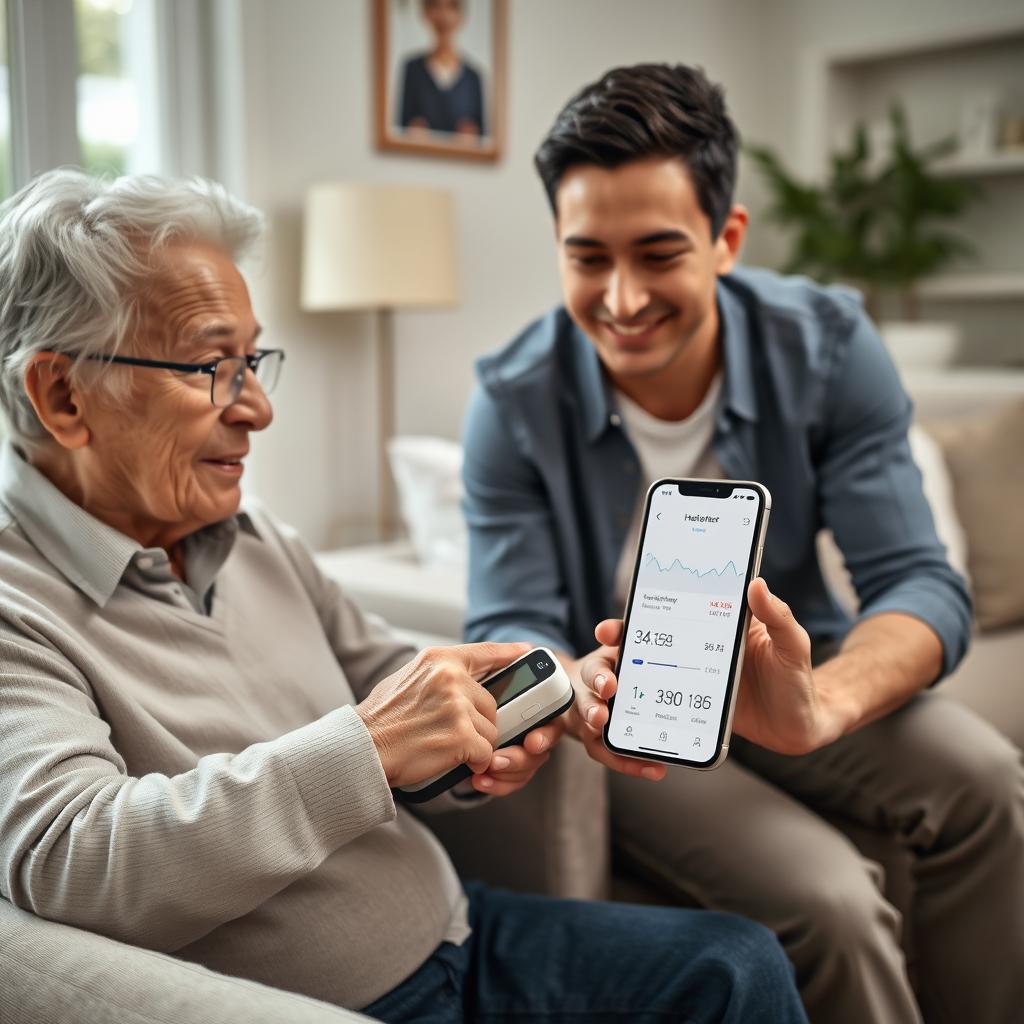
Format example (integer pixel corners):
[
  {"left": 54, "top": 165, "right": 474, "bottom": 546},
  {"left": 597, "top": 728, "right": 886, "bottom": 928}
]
[
  {"left": 561, "top": 622, "right": 667, "bottom": 783},
  {"left": 355, "top": 642, "right": 531, "bottom": 789}
]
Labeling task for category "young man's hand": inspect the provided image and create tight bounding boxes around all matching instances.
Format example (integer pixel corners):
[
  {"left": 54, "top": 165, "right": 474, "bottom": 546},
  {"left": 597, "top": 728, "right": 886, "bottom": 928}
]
[
  {"left": 564, "top": 577, "right": 847, "bottom": 773},
  {"left": 560, "top": 622, "right": 667, "bottom": 782},
  {"left": 732, "top": 578, "right": 845, "bottom": 754},
  {"left": 465, "top": 718, "right": 566, "bottom": 796}
]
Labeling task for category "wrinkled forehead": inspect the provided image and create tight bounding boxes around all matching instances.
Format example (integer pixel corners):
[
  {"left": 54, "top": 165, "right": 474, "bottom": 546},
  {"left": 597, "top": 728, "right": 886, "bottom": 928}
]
[{"left": 133, "top": 240, "right": 256, "bottom": 354}]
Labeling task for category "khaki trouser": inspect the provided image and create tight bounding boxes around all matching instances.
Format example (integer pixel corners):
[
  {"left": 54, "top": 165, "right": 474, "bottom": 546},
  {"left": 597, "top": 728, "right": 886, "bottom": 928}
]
[{"left": 610, "top": 691, "right": 1024, "bottom": 1024}]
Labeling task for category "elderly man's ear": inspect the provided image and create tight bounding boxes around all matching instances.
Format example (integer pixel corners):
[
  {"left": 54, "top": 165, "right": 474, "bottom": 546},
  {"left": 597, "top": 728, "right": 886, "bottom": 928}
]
[{"left": 23, "top": 353, "right": 91, "bottom": 450}]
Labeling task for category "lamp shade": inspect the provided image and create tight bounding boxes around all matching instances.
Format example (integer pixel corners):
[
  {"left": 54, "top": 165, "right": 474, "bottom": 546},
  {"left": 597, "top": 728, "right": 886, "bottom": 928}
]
[{"left": 301, "top": 182, "right": 459, "bottom": 310}]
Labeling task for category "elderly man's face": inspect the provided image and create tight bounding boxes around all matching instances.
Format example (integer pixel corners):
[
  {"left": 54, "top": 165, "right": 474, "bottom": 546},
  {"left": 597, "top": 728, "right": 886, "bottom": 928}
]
[{"left": 82, "top": 240, "right": 272, "bottom": 546}]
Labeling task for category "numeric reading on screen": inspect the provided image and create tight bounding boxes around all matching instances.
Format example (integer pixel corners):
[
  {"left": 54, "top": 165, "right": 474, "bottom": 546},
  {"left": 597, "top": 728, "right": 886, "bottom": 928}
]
[
  {"left": 607, "top": 485, "right": 761, "bottom": 763},
  {"left": 634, "top": 630, "right": 673, "bottom": 647}
]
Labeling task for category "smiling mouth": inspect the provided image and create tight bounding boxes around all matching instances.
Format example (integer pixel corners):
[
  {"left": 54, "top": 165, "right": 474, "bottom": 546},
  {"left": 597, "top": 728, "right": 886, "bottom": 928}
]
[
  {"left": 599, "top": 313, "right": 673, "bottom": 342},
  {"left": 609, "top": 322, "right": 656, "bottom": 336},
  {"left": 200, "top": 456, "right": 247, "bottom": 477}
]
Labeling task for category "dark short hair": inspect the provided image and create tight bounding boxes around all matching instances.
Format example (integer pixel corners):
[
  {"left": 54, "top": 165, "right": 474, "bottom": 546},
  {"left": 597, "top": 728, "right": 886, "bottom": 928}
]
[{"left": 534, "top": 64, "right": 739, "bottom": 238}]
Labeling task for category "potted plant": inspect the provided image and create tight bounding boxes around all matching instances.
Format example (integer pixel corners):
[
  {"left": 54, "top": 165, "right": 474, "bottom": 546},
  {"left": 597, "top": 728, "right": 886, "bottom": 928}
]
[{"left": 746, "top": 104, "right": 980, "bottom": 367}]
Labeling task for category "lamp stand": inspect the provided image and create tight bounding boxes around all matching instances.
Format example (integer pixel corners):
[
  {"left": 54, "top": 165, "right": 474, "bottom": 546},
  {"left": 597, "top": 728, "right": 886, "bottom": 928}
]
[{"left": 376, "top": 307, "right": 396, "bottom": 539}]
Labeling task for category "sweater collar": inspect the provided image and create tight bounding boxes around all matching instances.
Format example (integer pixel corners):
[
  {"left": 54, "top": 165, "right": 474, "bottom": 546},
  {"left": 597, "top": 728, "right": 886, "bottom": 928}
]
[{"left": 0, "top": 442, "right": 257, "bottom": 607}]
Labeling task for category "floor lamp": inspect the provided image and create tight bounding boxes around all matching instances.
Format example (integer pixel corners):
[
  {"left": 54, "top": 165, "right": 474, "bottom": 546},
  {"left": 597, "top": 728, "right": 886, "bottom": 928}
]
[{"left": 301, "top": 182, "right": 459, "bottom": 539}]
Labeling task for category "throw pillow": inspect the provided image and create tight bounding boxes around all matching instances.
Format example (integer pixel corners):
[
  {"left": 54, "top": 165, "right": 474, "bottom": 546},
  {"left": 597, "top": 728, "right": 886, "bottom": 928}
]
[
  {"left": 388, "top": 435, "right": 467, "bottom": 570},
  {"left": 929, "top": 399, "right": 1024, "bottom": 631}
]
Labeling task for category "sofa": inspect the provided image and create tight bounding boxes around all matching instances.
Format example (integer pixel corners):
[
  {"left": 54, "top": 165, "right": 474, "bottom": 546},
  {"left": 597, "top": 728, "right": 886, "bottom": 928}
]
[
  {"left": 2, "top": 374, "right": 1020, "bottom": 1021},
  {"left": 0, "top": 898, "right": 377, "bottom": 1023}
]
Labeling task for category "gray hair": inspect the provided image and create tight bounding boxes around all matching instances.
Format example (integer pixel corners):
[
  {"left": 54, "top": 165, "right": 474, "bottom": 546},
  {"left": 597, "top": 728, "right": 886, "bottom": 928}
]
[{"left": 0, "top": 168, "right": 264, "bottom": 449}]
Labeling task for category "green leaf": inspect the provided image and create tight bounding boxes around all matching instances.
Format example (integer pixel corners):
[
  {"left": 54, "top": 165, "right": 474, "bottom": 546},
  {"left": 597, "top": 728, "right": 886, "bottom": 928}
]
[{"left": 743, "top": 100, "right": 983, "bottom": 309}]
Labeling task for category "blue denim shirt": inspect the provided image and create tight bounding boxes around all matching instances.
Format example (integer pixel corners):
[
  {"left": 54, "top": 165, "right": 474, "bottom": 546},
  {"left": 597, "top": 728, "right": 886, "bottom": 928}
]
[{"left": 462, "top": 266, "right": 971, "bottom": 679}]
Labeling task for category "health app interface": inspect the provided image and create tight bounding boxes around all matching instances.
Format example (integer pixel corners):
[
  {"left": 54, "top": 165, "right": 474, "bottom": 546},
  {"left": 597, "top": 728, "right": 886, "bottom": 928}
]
[{"left": 607, "top": 483, "right": 764, "bottom": 766}]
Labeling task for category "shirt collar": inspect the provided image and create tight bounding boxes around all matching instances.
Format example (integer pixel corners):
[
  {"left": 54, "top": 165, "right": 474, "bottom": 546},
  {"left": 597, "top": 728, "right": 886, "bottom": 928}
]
[
  {"left": 717, "top": 275, "right": 759, "bottom": 424},
  {"left": 574, "top": 274, "right": 759, "bottom": 444},
  {"left": 571, "top": 319, "right": 615, "bottom": 444},
  {"left": 0, "top": 441, "right": 257, "bottom": 608}
]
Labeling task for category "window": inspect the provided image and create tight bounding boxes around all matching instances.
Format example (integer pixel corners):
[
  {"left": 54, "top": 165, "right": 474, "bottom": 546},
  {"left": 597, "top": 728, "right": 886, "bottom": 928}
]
[
  {"left": 0, "top": 0, "right": 10, "bottom": 199},
  {"left": 76, "top": 0, "right": 164, "bottom": 177},
  {"left": 4, "top": 0, "right": 208, "bottom": 195}
]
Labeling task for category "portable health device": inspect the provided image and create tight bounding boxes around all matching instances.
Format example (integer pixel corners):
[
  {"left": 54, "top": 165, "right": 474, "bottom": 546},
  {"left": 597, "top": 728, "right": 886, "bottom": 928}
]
[{"left": 395, "top": 646, "right": 575, "bottom": 803}]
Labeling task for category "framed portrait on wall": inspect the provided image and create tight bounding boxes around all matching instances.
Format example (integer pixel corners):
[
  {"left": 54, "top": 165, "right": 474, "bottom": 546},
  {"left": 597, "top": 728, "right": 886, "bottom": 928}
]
[{"left": 374, "top": 0, "right": 506, "bottom": 162}]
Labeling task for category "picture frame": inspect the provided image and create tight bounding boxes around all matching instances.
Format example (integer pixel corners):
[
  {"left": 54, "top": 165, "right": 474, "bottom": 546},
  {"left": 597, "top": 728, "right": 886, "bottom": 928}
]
[{"left": 373, "top": 0, "right": 506, "bottom": 162}]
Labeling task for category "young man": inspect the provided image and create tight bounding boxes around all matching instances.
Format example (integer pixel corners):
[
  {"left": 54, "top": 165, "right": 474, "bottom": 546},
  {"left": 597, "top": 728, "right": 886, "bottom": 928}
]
[{"left": 463, "top": 64, "right": 1024, "bottom": 1024}]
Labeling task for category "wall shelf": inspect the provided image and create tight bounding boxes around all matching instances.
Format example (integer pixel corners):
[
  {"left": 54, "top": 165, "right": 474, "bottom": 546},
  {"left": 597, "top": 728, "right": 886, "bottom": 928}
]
[
  {"left": 812, "top": 17, "right": 1024, "bottom": 366},
  {"left": 903, "top": 367, "right": 1024, "bottom": 419},
  {"left": 903, "top": 367, "right": 1024, "bottom": 392},
  {"left": 823, "top": 18, "right": 1024, "bottom": 68},
  {"left": 932, "top": 150, "right": 1024, "bottom": 178},
  {"left": 918, "top": 274, "right": 1024, "bottom": 302}
]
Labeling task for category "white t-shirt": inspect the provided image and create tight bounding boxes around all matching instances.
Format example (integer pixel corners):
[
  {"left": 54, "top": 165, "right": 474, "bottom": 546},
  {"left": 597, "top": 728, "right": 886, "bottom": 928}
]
[{"left": 612, "top": 374, "right": 725, "bottom": 606}]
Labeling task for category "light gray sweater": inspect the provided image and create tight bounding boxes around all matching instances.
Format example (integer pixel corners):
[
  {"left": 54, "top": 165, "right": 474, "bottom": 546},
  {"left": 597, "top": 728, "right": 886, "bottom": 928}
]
[{"left": 0, "top": 443, "right": 470, "bottom": 1010}]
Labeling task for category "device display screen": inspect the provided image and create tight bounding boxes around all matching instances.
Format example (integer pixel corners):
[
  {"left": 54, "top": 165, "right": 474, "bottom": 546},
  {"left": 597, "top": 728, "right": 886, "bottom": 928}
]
[
  {"left": 606, "top": 482, "right": 766, "bottom": 766},
  {"left": 485, "top": 654, "right": 551, "bottom": 708}
]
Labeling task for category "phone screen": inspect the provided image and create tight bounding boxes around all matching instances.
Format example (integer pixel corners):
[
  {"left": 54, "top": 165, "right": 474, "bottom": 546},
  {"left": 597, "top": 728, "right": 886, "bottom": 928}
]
[
  {"left": 484, "top": 652, "right": 552, "bottom": 708},
  {"left": 605, "top": 481, "right": 767, "bottom": 767}
]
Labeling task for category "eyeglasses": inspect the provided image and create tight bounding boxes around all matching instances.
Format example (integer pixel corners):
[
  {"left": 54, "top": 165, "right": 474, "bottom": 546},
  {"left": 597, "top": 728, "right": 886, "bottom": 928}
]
[{"left": 65, "top": 348, "right": 286, "bottom": 408}]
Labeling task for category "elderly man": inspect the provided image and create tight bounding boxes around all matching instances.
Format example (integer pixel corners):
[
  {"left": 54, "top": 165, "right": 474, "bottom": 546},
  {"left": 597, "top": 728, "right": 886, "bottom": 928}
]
[{"left": 0, "top": 170, "right": 808, "bottom": 1024}]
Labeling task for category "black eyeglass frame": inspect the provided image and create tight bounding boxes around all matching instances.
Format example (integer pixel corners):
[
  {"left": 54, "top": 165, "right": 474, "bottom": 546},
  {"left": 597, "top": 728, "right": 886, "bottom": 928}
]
[{"left": 63, "top": 348, "right": 286, "bottom": 407}]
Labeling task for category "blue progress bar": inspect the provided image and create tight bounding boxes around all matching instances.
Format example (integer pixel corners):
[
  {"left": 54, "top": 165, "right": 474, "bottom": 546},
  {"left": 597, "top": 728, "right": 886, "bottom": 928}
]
[{"left": 631, "top": 658, "right": 644, "bottom": 665}]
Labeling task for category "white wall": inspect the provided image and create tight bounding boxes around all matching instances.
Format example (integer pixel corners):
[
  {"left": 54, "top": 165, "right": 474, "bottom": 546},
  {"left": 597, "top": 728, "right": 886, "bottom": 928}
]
[{"left": 223, "top": 0, "right": 1018, "bottom": 549}]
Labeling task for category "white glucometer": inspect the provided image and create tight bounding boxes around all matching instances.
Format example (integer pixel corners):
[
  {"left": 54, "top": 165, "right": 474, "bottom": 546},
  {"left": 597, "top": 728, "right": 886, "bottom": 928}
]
[{"left": 395, "top": 647, "right": 575, "bottom": 803}]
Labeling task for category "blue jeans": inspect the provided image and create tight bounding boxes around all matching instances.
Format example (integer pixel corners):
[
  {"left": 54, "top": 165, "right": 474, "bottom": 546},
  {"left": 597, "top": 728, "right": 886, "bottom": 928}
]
[{"left": 362, "top": 882, "right": 807, "bottom": 1023}]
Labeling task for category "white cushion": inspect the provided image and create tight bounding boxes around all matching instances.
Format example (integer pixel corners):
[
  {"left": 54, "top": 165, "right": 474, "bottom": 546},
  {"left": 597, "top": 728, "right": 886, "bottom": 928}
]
[
  {"left": 909, "top": 424, "right": 970, "bottom": 581},
  {"left": 388, "top": 436, "right": 467, "bottom": 571}
]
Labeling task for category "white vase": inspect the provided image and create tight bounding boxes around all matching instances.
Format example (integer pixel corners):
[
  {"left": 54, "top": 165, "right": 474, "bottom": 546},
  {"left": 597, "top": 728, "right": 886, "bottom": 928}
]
[{"left": 879, "top": 321, "right": 961, "bottom": 370}]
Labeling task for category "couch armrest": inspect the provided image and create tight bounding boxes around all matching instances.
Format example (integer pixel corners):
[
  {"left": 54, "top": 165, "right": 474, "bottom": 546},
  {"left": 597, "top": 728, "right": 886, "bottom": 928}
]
[
  {"left": 0, "top": 898, "right": 376, "bottom": 1024},
  {"left": 316, "top": 542, "right": 466, "bottom": 639},
  {"left": 420, "top": 738, "right": 610, "bottom": 901}
]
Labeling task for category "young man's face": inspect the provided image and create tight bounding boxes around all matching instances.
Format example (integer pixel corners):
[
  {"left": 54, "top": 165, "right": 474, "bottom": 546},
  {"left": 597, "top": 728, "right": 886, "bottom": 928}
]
[{"left": 555, "top": 157, "right": 745, "bottom": 382}]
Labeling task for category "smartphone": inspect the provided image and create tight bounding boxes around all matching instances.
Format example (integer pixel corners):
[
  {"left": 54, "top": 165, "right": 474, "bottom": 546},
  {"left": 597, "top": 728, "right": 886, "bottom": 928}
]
[
  {"left": 395, "top": 646, "right": 575, "bottom": 803},
  {"left": 603, "top": 478, "right": 771, "bottom": 770}
]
